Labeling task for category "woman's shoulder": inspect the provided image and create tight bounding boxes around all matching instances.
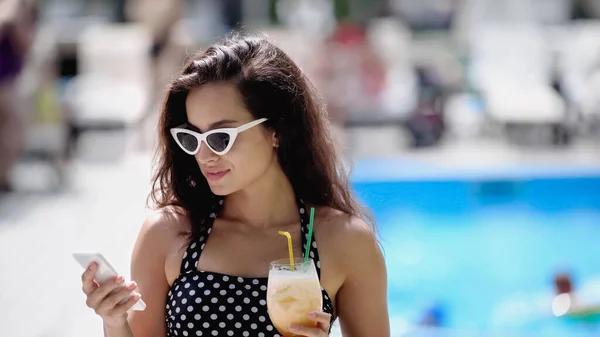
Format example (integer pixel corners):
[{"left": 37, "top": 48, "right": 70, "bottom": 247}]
[
  {"left": 137, "top": 206, "right": 192, "bottom": 246},
  {"left": 314, "top": 207, "right": 379, "bottom": 259},
  {"left": 315, "top": 207, "right": 375, "bottom": 242}
]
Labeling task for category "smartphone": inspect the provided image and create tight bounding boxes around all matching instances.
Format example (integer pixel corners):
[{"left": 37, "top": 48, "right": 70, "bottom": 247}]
[{"left": 72, "top": 251, "right": 146, "bottom": 311}]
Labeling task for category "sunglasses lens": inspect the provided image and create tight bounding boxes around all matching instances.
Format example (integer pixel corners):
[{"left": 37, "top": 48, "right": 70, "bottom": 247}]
[
  {"left": 206, "top": 132, "right": 231, "bottom": 153},
  {"left": 176, "top": 132, "right": 199, "bottom": 153}
]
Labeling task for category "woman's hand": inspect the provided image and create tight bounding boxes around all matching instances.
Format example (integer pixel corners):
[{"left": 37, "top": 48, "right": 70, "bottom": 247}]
[
  {"left": 81, "top": 262, "right": 141, "bottom": 327},
  {"left": 289, "top": 311, "right": 332, "bottom": 336}
]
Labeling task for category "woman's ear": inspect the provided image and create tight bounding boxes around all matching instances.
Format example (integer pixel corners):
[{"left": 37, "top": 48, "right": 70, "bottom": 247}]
[{"left": 272, "top": 131, "right": 279, "bottom": 148}]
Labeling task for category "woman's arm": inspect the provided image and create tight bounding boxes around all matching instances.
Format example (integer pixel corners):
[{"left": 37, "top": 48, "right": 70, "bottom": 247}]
[
  {"left": 336, "top": 218, "right": 390, "bottom": 337},
  {"left": 125, "top": 213, "right": 173, "bottom": 337}
]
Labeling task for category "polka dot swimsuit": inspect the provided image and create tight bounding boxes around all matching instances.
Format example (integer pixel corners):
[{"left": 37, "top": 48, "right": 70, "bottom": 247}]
[{"left": 165, "top": 197, "right": 335, "bottom": 336}]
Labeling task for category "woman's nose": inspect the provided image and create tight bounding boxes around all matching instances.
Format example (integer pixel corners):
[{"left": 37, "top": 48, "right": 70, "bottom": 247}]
[{"left": 196, "top": 142, "right": 218, "bottom": 164}]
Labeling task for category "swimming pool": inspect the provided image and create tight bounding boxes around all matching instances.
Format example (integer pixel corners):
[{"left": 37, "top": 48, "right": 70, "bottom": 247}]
[{"left": 350, "top": 159, "right": 600, "bottom": 336}]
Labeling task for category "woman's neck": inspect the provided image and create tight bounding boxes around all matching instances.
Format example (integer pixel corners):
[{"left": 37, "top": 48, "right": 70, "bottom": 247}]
[{"left": 222, "top": 164, "right": 298, "bottom": 229}]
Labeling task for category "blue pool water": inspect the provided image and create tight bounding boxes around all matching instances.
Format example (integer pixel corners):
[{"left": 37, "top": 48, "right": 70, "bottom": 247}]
[{"left": 351, "top": 160, "right": 600, "bottom": 336}]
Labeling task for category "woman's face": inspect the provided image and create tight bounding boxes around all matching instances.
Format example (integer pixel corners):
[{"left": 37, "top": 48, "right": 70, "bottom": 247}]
[{"left": 184, "top": 82, "right": 277, "bottom": 195}]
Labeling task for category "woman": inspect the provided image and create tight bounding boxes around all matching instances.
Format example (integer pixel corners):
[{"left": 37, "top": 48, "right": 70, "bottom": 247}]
[{"left": 80, "top": 33, "right": 389, "bottom": 336}]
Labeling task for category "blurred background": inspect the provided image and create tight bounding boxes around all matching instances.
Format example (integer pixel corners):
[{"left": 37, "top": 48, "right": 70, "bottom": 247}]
[{"left": 1, "top": 0, "right": 600, "bottom": 336}]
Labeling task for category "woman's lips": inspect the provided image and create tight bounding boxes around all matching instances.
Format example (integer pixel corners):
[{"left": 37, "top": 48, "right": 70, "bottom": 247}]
[{"left": 205, "top": 169, "right": 230, "bottom": 181}]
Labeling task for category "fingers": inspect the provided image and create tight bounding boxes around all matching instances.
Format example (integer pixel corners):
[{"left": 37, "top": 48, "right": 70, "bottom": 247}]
[
  {"left": 289, "top": 312, "right": 331, "bottom": 336},
  {"left": 81, "top": 262, "right": 98, "bottom": 295},
  {"left": 96, "top": 281, "right": 138, "bottom": 313},
  {"left": 85, "top": 276, "right": 125, "bottom": 309},
  {"left": 308, "top": 311, "right": 331, "bottom": 326},
  {"left": 289, "top": 324, "right": 328, "bottom": 337},
  {"left": 107, "top": 292, "right": 142, "bottom": 316}
]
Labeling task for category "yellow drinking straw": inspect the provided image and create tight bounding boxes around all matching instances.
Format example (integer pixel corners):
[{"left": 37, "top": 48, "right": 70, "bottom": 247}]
[{"left": 278, "top": 231, "right": 295, "bottom": 271}]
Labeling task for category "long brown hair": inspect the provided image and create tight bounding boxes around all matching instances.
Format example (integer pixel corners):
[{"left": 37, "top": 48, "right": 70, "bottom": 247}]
[{"left": 149, "top": 32, "right": 374, "bottom": 241}]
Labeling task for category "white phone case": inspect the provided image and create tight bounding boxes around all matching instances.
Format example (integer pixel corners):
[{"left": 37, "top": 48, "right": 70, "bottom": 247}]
[{"left": 73, "top": 251, "right": 146, "bottom": 311}]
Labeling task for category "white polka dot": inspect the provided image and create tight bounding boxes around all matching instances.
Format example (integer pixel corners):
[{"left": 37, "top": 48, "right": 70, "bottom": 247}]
[
  {"left": 184, "top": 283, "right": 191, "bottom": 289},
  {"left": 219, "top": 199, "right": 224, "bottom": 205},
  {"left": 172, "top": 300, "right": 176, "bottom": 306},
  {"left": 235, "top": 322, "right": 242, "bottom": 328},
  {"left": 222, "top": 275, "right": 229, "bottom": 281},
  {"left": 317, "top": 261, "right": 321, "bottom": 268},
  {"left": 174, "top": 331, "right": 178, "bottom": 336},
  {"left": 275, "top": 334, "right": 281, "bottom": 337},
  {"left": 176, "top": 323, "right": 181, "bottom": 329},
  {"left": 187, "top": 306, "right": 193, "bottom": 312},
  {"left": 209, "top": 212, "right": 216, "bottom": 218},
  {"left": 207, "top": 274, "right": 214, "bottom": 281},
  {"left": 227, "top": 331, "right": 234, "bottom": 336},
  {"left": 191, "top": 243, "right": 196, "bottom": 249},
  {"left": 202, "top": 305, "right": 209, "bottom": 312},
  {"left": 193, "top": 275, "right": 199, "bottom": 281},
  {"left": 192, "top": 252, "right": 198, "bottom": 259},
  {"left": 180, "top": 314, "right": 186, "bottom": 320},
  {"left": 187, "top": 322, "right": 194, "bottom": 329},
  {"left": 244, "top": 285, "right": 251, "bottom": 290},
  {"left": 207, "top": 228, "right": 212, "bottom": 234},
  {"left": 227, "top": 314, "right": 234, "bottom": 320},
  {"left": 251, "top": 323, "right": 257, "bottom": 330},
  {"left": 229, "top": 284, "right": 236, "bottom": 289},
  {"left": 260, "top": 285, "right": 267, "bottom": 291},
  {"left": 203, "top": 322, "right": 210, "bottom": 328},
  {"left": 243, "top": 297, "right": 250, "bottom": 304},
  {"left": 195, "top": 297, "right": 201, "bottom": 304},
  {"left": 183, "top": 251, "right": 188, "bottom": 259},
  {"left": 243, "top": 314, "right": 250, "bottom": 320},
  {"left": 266, "top": 325, "right": 274, "bottom": 331},
  {"left": 258, "top": 333, "right": 265, "bottom": 337},
  {"left": 252, "top": 279, "right": 259, "bottom": 285},
  {"left": 213, "top": 282, "right": 220, "bottom": 288},
  {"left": 199, "top": 236, "right": 204, "bottom": 242},
  {"left": 177, "top": 291, "right": 183, "bottom": 297},
  {"left": 300, "top": 208, "right": 305, "bottom": 214},
  {"left": 235, "top": 305, "right": 242, "bottom": 312},
  {"left": 189, "top": 290, "right": 196, "bottom": 296},
  {"left": 182, "top": 298, "right": 187, "bottom": 305},
  {"left": 310, "top": 251, "right": 315, "bottom": 258},
  {"left": 220, "top": 290, "right": 227, "bottom": 295},
  {"left": 219, "top": 322, "right": 226, "bottom": 328},
  {"left": 196, "top": 332, "right": 202, "bottom": 336},
  {"left": 259, "top": 299, "right": 266, "bottom": 306},
  {"left": 258, "top": 316, "right": 266, "bottom": 322},
  {"left": 252, "top": 291, "right": 259, "bottom": 297},
  {"left": 200, "top": 244, "right": 205, "bottom": 250},
  {"left": 210, "top": 314, "right": 217, "bottom": 320},
  {"left": 243, "top": 332, "right": 249, "bottom": 337},
  {"left": 194, "top": 314, "right": 201, "bottom": 320},
  {"left": 198, "top": 282, "right": 205, "bottom": 288},
  {"left": 251, "top": 306, "right": 258, "bottom": 313},
  {"left": 219, "top": 305, "right": 226, "bottom": 311},
  {"left": 236, "top": 290, "right": 243, "bottom": 296},
  {"left": 237, "top": 277, "right": 244, "bottom": 283},
  {"left": 227, "top": 297, "right": 234, "bottom": 304},
  {"left": 204, "top": 290, "right": 211, "bottom": 296},
  {"left": 176, "top": 307, "right": 181, "bottom": 313}
]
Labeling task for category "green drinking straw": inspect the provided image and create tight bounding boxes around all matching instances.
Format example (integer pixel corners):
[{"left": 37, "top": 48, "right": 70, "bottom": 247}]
[{"left": 304, "top": 207, "right": 315, "bottom": 262}]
